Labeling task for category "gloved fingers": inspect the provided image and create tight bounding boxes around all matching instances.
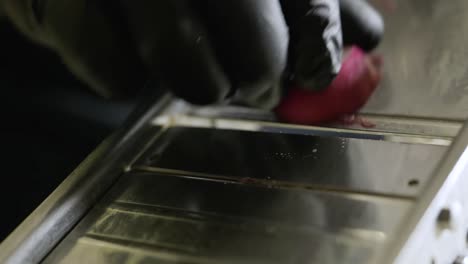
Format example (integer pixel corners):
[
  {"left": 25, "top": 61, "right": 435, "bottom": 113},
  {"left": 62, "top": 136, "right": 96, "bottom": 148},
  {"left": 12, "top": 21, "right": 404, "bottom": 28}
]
[
  {"left": 339, "top": 0, "right": 384, "bottom": 51},
  {"left": 120, "top": 0, "right": 232, "bottom": 105},
  {"left": 5, "top": 0, "right": 148, "bottom": 98},
  {"left": 191, "top": 0, "right": 289, "bottom": 109},
  {"left": 280, "top": 0, "right": 343, "bottom": 90}
]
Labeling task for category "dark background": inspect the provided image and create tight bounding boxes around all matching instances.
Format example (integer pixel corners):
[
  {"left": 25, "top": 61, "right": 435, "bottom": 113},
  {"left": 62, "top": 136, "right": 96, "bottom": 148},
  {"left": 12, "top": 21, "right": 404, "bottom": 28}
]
[{"left": 0, "top": 21, "right": 136, "bottom": 241}]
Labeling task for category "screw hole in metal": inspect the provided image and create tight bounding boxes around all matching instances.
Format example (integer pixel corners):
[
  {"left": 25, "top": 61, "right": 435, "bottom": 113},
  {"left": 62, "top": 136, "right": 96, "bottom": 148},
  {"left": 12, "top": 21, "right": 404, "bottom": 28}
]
[
  {"left": 408, "top": 179, "right": 419, "bottom": 187},
  {"left": 436, "top": 208, "right": 452, "bottom": 232}
]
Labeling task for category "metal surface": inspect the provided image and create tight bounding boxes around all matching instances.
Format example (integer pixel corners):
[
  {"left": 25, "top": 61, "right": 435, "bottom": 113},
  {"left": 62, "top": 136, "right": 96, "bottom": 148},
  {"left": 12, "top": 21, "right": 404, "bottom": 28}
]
[
  {"left": 364, "top": 0, "right": 468, "bottom": 120},
  {"left": 190, "top": 105, "right": 464, "bottom": 138},
  {"left": 35, "top": 117, "right": 467, "bottom": 264},
  {"left": 45, "top": 172, "right": 412, "bottom": 264},
  {"left": 454, "top": 256, "right": 468, "bottom": 264},
  {"left": 151, "top": 115, "right": 453, "bottom": 146},
  {"left": 389, "top": 122, "right": 468, "bottom": 264},
  {"left": 135, "top": 125, "right": 447, "bottom": 198},
  {"left": 39, "top": 111, "right": 450, "bottom": 264}
]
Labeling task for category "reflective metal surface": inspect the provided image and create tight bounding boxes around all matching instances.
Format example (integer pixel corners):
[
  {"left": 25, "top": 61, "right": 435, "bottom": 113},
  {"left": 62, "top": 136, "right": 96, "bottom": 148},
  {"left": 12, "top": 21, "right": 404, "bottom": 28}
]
[
  {"left": 45, "top": 173, "right": 412, "bottom": 264},
  {"left": 41, "top": 111, "right": 449, "bottom": 264},
  {"left": 151, "top": 115, "right": 453, "bottom": 146},
  {"left": 364, "top": 0, "right": 468, "bottom": 120},
  {"left": 190, "top": 105, "right": 464, "bottom": 138},
  {"left": 390, "top": 121, "right": 468, "bottom": 264},
  {"left": 135, "top": 126, "right": 447, "bottom": 197}
]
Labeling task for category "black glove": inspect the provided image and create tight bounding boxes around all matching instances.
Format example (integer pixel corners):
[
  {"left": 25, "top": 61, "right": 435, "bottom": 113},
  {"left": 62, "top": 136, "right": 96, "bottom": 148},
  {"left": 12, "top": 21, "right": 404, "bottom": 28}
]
[{"left": 1, "top": 0, "right": 383, "bottom": 108}]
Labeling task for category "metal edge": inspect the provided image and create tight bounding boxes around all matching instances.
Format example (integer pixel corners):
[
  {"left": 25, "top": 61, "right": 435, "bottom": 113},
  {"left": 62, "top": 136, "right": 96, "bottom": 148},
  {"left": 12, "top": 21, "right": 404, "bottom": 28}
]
[
  {"left": 0, "top": 92, "right": 173, "bottom": 264},
  {"left": 151, "top": 115, "right": 452, "bottom": 146},
  {"left": 188, "top": 103, "right": 463, "bottom": 138},
  {"left": 385, "top": 121, "right": 468, "bottom": 263}
]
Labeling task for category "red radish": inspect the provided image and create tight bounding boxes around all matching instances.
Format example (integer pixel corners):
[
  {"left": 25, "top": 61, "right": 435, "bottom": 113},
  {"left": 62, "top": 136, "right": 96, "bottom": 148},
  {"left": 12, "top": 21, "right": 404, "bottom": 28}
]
[{"left": 275, "top": 46, "right": 382, "bottom": 125}]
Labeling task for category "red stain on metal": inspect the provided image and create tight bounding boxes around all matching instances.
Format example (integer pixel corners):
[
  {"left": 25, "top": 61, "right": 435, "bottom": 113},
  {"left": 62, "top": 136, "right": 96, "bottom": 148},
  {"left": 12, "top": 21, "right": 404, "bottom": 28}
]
[{"left": 339, "top": 114, "right": 376, "bottom": 128}]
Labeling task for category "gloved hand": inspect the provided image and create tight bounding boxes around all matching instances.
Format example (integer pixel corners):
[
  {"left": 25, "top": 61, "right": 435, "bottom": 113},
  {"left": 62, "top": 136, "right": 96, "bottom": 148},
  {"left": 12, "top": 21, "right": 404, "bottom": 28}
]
[{"left": 1, "top": 0, "right": 383, "bottom": 109}]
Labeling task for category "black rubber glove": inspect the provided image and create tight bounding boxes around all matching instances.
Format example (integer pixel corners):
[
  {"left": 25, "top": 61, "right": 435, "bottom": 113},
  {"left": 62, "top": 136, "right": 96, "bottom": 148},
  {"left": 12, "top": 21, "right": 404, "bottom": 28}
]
[
  {"left": 1, "top": 0, "right": 383, "bottom": 109},
  {"left": 340, "top": 0, "right": 384, "bottom": 51}
]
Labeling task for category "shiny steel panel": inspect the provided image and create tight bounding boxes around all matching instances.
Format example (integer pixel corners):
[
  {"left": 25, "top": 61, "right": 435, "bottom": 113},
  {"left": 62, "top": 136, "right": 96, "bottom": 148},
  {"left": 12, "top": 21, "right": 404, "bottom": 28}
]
[
  {"left": 45, "top": 173, "right": 412, "bottom": 264},
  {"left": 151, "top": 115, "right": 453, "bottom": 146},
  {"left": 389, "top": 123, "right": 468, "bottom": 263},
  {"left": 189, "top": 105, "right": 463, "bottom": 138},
  {"left": 136, "top": 126, "right": 447, "bottom": 197}
]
